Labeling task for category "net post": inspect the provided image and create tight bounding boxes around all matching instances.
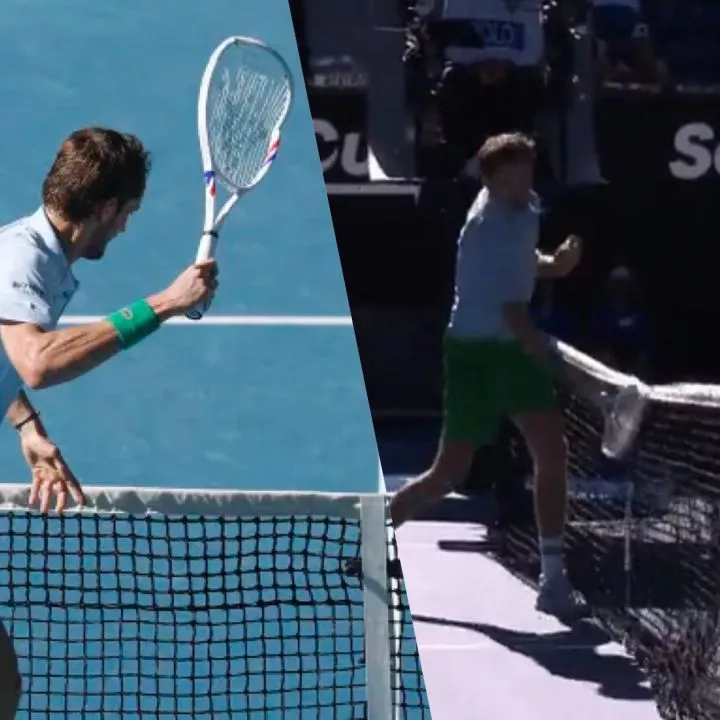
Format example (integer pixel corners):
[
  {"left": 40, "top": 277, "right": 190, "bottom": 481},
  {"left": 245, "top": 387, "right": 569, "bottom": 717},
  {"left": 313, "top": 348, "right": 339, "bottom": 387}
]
[
  {"left": 388, "top": 531, "right": 404, "bottom": 719},
  {"left": 378, "top": 457, "right": 404, "bottom": 719},
  {"left": 361, "top": 492, "right": 393, "bottom": 719}
]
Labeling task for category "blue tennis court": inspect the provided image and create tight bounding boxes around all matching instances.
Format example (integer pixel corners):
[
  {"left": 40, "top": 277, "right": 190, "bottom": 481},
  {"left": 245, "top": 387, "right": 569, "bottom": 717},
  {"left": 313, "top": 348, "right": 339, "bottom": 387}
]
[
  {"left": 0, "top": 2, "right": 418, "bottom": 718},
  {"left": 0, "top": 0, "right": 377, "bottom": 494}
]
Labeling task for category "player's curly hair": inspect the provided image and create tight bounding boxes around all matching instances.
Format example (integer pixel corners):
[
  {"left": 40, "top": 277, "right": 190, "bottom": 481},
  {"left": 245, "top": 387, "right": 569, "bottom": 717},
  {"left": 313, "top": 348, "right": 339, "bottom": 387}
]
[
  {"left": 42, "top": 127, "right": 152, "bottom": 222},
  {"left": 477, "top": 132, "right": 536, "bottom": 181}
]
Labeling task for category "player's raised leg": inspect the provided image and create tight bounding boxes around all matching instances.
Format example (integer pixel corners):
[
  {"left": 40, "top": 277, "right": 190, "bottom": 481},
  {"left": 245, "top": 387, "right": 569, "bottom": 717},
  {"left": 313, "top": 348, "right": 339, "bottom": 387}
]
[
  {"left": 389, "top": 336, "right": 500, "bottom": 529},
  {"left": 343, "top": 335, "right": 478, "bottom": 579},
  {"left": 388, "top": 435, "right": 473, "bottom": 528}
]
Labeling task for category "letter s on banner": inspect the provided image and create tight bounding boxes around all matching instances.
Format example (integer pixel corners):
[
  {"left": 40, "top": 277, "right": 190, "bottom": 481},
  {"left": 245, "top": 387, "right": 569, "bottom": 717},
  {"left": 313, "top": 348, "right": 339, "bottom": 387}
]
[{"left": 669, "top": 123, "right": 720, "bottom": 180}]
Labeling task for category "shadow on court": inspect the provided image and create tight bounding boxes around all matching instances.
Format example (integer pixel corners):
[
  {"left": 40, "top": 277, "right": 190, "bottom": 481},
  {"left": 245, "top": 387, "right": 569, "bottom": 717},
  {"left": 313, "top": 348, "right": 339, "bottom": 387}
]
[{"left": 413, "top": 613, "right": 654, "bottom": 703}]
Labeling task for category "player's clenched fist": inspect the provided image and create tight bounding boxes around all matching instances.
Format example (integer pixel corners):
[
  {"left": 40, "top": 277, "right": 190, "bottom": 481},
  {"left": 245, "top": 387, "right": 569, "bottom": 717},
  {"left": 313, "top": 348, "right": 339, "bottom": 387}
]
[{"left": 157, "top": 260, "right": 219, "bottom": 317}]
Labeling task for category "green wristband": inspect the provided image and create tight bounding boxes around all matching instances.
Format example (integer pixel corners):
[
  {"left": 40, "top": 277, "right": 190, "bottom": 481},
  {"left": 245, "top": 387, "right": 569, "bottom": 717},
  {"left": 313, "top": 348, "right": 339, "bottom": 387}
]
[{"left": 108, "top": 299, "right": 160, "bottom": 350}]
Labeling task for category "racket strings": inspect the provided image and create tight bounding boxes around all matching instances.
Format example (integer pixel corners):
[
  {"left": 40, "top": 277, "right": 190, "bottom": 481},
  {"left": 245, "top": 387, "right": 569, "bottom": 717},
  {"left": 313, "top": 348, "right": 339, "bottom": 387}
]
[
  {"left": 209, "top": 71, "right": 278, "bottom": 182},
  {"left": 208, "top": 47, "right": 291, "bottom": 190}
]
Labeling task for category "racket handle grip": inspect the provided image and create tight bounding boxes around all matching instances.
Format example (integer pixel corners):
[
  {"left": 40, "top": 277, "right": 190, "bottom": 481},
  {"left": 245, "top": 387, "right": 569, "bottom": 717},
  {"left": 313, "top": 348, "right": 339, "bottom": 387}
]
[
  {"left": 187, "top": 231, "right": 219, "bottom": 320},
  {"left": 195, "top": 231, "right": 218, "bottom": 263},
  {"left": 186, "top": 298, "right": 213, "bottom": 321}
]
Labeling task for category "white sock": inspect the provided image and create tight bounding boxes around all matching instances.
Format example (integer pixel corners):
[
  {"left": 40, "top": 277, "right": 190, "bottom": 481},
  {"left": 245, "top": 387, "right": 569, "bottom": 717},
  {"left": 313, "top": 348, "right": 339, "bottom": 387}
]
[{"left": 539, "top": 536, "right": 565, "bottom": 580}]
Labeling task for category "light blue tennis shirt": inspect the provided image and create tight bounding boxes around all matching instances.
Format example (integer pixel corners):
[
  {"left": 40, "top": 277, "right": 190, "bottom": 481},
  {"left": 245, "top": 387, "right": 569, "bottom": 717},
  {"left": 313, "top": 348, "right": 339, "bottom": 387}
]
[
  {"left": 0, "top": 208, "right": 79, "bottom": 424},
  {"left": 447, "top": 187, "right": 541, "bottom": 340}
]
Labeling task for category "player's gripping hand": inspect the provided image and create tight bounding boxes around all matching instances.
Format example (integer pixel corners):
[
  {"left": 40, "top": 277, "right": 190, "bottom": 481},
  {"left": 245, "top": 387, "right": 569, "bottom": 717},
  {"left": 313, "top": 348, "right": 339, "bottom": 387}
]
[{"left": 155, "top": 260, "right": 219, "bottom": 317}]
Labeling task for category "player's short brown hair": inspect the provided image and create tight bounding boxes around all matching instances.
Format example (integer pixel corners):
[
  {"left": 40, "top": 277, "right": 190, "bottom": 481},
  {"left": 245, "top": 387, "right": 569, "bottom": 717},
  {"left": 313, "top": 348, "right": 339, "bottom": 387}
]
[
  {"left": 477, "top": 132, "right": 536, "bottom": 180},
  {"left": 42, "top": 127, "right": 152, "bottom": 223}
]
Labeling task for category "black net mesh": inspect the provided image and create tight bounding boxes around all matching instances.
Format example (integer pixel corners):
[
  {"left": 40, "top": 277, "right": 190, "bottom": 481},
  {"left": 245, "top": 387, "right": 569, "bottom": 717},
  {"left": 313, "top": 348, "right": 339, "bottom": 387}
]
[
  {"left": 0, "top": 508, "right": 430, "bottom": 719},
  {"left": 496, "top": 344, "right": 720, "bottom": 720}
]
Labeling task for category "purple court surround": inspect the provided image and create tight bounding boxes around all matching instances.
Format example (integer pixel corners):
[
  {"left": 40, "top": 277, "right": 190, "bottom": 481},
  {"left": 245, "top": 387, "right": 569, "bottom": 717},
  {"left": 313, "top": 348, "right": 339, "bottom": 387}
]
[{"left": 389, "top": 477, "right": 662, "bottom": 720}]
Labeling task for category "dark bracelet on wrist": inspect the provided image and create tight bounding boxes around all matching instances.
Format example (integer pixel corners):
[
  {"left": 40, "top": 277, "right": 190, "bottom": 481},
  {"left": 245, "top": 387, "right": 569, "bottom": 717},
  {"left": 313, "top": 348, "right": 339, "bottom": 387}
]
[{"left": 14, "top": 412, "right": 39, "bottom": 432}]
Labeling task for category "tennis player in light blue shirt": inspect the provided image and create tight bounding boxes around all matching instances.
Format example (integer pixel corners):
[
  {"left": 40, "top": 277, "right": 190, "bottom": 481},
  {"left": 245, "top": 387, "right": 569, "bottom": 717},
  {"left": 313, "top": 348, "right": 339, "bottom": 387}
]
[
  {"left": 387, "top": 132, "right": 587, "bottom": 619},
  {"left": 0, "top": 208, "right": 81, "bottom": 419},
  {"left": 448, "top": 185, "right": 542, "bottom": 340},
  {"left": 0, "top": 127, "right": 219, "bottom": 717},
  {"left": 0, "top": 129, "right": 219, "bottom": 512}
]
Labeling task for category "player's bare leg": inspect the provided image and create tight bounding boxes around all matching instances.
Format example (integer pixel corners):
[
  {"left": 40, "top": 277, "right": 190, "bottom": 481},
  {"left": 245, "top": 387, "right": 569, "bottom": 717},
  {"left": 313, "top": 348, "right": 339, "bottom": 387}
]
[
  {"left": 389, "top": 433, "right": 475, "bottom": 529},
  {"left": 345, "top": 434, "right": 474, "bottom": 578},
  {"left": 512, "top": 407, "right": 587, "bottom": 619}
]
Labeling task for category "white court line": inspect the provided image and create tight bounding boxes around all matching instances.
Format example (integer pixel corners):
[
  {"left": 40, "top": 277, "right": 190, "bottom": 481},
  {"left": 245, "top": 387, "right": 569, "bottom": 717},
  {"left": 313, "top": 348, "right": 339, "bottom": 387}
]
[{"left": 59, "top": 315, "right": 353, "bottom": 327}]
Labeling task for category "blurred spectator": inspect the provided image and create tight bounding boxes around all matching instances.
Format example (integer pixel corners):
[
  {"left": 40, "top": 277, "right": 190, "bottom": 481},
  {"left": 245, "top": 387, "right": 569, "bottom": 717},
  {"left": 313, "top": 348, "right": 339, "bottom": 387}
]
[
  {"left": 591, "top": 0, "right": 664, "bottom": 83},
  {"left": 557, "top": 12, "right": 607, "bottom": 186},
  {"left": 414, "top": 0, "right": 552, "bottom": 175},
  {"left": 644, "top": 0, "right": 720, "bottom": 85},
  {"left": 404, "top": 1, "right": 447, "bottom": 159},
  {"left": 588, "top": 265, "right": 652, "bottom": 375}
]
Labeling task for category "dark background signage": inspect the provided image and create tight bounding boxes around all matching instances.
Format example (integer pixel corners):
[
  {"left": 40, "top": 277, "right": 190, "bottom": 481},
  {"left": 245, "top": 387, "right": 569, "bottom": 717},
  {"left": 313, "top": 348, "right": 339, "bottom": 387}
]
[
  {"left": 309, "top": 83, "right": 720, "bottom": 414},
  {"left": 597, "top": 87, "right": 720, "bottom": 186},
  {"left": 310, "top": 88, "right": 369, "bottom": 185}
]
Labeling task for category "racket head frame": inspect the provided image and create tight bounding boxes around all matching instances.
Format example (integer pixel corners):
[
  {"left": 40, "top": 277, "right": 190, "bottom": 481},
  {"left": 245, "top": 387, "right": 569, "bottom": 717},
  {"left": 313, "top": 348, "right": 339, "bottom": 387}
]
[
  {"left": 601, "top": 383, "right": 650, "bottom": 460},
  {"left": 196, "top": 36, "right": 293, "bottom": 262},
  {"left": 187, "top": 36, "right": 293, "bottom": 320}
]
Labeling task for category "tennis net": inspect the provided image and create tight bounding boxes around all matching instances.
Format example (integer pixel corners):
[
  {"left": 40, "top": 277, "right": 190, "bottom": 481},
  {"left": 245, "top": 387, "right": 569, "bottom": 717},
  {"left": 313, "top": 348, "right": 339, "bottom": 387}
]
[
  {"left": 497, "top": 342, "right": 720, "bottom": 720},
  {"left": 0, "top": 486, "right": 430, "bottom": 719}
]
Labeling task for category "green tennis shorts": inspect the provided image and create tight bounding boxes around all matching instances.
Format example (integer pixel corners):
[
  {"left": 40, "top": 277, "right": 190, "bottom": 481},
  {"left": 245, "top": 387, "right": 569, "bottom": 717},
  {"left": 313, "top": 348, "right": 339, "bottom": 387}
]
[{"left": 443, "top": 336, "right": 556, "bottom": 445}]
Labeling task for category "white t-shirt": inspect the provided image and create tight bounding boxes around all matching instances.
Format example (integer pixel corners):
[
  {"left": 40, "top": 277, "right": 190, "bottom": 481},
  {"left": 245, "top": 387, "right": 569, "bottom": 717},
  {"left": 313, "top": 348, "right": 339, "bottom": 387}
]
[
  {"left": 441, "top": 0, "right": 544, "bottom": 67},
  {"left": 0, "top": 207, "right": 79, "bottom": 424}
]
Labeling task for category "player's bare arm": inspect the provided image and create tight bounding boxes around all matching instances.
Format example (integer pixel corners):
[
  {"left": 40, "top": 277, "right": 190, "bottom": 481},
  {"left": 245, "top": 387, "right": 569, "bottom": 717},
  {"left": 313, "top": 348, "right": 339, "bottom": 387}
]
[
  {"left": 4, "top": 390, "right": 39, "bottom": 429},
  {"left": 3, "top": 390, "right": 85, "bottom": 511},
  {"left": 504, "top": 299, "right": 609, "bottom": 413},
  {"left": 0, "top": 263, "right": 217, "bottom": 390}
]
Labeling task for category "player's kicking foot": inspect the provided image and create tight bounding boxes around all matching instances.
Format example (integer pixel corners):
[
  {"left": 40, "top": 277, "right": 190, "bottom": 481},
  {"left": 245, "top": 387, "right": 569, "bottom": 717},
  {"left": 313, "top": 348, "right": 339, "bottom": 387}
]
[{"left": 535, "top": 571, "right": 588, "bottom": 621}]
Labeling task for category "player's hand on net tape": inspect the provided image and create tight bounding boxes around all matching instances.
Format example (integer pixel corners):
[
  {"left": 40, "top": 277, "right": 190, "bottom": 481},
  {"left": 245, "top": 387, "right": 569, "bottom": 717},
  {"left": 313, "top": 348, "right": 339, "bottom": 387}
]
[
  {"left": 158, "top": 260, "right": 219, "bottom": 319},
  {"left": 22, "top": 432, "right": 86, "bottom": 513}
]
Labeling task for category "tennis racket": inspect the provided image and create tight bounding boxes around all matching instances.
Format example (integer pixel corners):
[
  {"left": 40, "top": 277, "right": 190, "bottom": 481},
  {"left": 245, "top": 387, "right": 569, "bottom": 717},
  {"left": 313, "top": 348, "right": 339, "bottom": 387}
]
[
  {"left": 186, "top": 36, "right": 294, "bottom": 321},
  {"left": 549, "top": 338, "right": 649, "bottom": 460},
  {"left": 601, "top": 383, "right": 649, "bottom": 460}
]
